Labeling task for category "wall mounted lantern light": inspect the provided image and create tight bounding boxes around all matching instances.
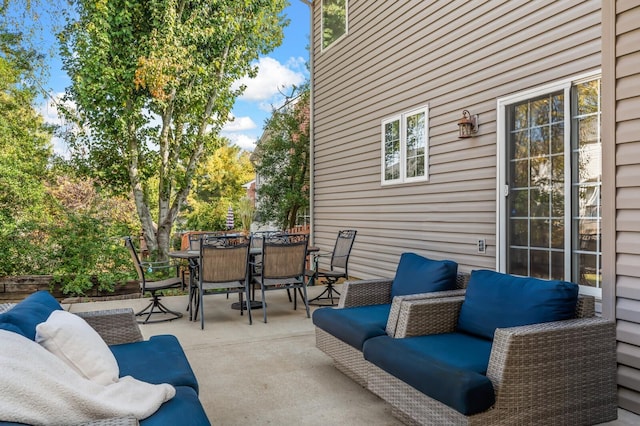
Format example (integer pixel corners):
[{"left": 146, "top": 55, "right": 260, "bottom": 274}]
[{"left": 458, "top": 110, "right": 479, "bottom": 138}]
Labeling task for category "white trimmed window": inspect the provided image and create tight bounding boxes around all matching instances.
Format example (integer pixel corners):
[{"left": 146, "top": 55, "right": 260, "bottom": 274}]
[
  {"left": 322, "top": 0, "right": 348, "bottom": 50},
  {"left": 497, "top": 72, "right": 602, "bottom": 296},
  {"left": 381, "top": 106, "right": 429, "bottom": 185}
]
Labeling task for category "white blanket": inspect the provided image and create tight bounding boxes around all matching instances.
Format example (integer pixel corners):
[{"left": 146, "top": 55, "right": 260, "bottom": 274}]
[{"left": 0, "top": 330, "right": 175, "bottom": 426}]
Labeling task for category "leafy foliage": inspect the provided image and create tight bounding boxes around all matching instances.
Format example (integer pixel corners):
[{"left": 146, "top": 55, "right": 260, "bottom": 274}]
[
  {"left": 58, "top": 0, "right": 288, "bottom": 259},
  {"left": 0, "top": 4, "right": 139, "bottom": 295},
  {"left": 183, "top": 141, "right": 255, "bottom": 231},
  {"left": 0, "top": 20, "right": 53, "bottom": 276},
  {"left": 254, "top": 85, "right": 309, "bottom": 230}
]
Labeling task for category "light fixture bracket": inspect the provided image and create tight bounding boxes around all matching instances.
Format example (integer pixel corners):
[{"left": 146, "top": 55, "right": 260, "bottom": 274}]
[{"left": 458, "top": 110, "right": 479, "bottom": 138}]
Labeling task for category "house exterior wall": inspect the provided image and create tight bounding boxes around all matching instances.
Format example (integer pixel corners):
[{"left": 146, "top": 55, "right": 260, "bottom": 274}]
[
  {"left": 311, "top": 0, "right": 601, "bottom": 279},
  {"left": 310, "top": 0, "right": 640, "bottom": 414},
  {"left": 603, "top": 0, "right": 640, "bottom": 414}
]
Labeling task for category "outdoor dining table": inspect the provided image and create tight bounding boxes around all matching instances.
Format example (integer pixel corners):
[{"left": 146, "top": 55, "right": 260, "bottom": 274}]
[
  {"left": 168, "top": 245, "right": 319, "bottom": 320},
  {"left": 168, "top": 250, "right": 200, "bottom": 320}
]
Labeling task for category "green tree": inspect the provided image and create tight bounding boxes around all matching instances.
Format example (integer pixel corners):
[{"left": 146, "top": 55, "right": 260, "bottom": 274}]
[
  {"left": 184, "top": 141, "right": 254, "bottom": 231},
  {"left": 0, "top": 20, "right": 54, "bottom": 276},
  {"left": 45, "top": 174, "right": 138, "bottom": 295},
  {"left": 58, "top": 0, "right": 287, "bottom": 259},
  {"left": 254, "top": 85, "right": 309, "bottom": 230}
]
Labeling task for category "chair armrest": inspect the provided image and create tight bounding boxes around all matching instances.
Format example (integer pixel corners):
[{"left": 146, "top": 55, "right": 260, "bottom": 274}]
[
  {"left": 386, "top": 289, "right": 466, "bottom": 336},
  {"left": 337, "top": 278, "right": 394, "bottom": 308},
  {"left": 75, "top": 308, "right": 144, "bottom": 345},
  {"left": 392, "top": 296, "right": 465, "bottom": 338},
  {"left": 487, "top": 317, "right": 616, "bottom": 410}
]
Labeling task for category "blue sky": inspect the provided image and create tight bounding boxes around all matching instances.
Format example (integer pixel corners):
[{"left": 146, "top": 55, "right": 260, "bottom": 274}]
[
  {"left": 221, "top": 1, "right": 311, "bottom": 150},
  {"left": 34, "top": 1, "right": 311, "bottom": 154}
]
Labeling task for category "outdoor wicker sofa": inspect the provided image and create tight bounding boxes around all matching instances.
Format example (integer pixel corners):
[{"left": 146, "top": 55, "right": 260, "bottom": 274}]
[
  {"left": 312, "top": 253, "right": 469, "bottom": 386},
  {"left": 363, "top": 270, "right": 618, "bottom": 425},
  {"left": 0, "top": 291, "right": 210, "bottom": 425}
]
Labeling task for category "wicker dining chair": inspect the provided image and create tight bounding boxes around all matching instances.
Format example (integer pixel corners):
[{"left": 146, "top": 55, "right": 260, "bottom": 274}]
[
  {"left": 252, "top": 233, "right": 310, "bottom": 323},
  {"left": 194, "top": 234, "right": 252, "bottom": 330}
]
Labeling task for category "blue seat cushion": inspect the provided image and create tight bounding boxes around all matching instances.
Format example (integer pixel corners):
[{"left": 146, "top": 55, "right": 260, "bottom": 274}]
[
  {"left": 140, "top": 386, "right": 210, "bottom": 426},
  {"left": 457, "top": 270, "right": 579, "bottom": 340},
  {"left": 110, "top": 335, "right": 199, "bottom": 393},
  {"left": 0, "top": 291, "right": 62, "bottom": 340},
  {"left": 312, "top": 304, "right": 391, "bottom": 351},
  {"left": 363, "top": 332, "right": 494, "bottom": 415},
  {"left": 391, "top": 253, "right": 458, "bottom": 298}
]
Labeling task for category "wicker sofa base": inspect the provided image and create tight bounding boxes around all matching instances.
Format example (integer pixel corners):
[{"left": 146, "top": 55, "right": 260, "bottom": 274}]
[
  {"left": 368, "top": 362, "right": 617, "bottom": 426},
  {"left": 315, "top": 327, "right": 369, "bottom": 387}
]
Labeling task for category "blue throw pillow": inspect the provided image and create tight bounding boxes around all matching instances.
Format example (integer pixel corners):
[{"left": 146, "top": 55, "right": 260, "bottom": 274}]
[
  {"left": 0, "top": 291, "right": 62, "bottom": 340},
  {"left": 390, "top": 253, "right": 458, "bottom": 298},
  {"left": 457, "top": 270, "right": 579, "bottom": 340}
]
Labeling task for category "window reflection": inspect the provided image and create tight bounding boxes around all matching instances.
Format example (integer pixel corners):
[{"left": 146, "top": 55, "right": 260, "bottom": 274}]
[{"left": 322, "top": 0, "right": 347, "bottom": 49}]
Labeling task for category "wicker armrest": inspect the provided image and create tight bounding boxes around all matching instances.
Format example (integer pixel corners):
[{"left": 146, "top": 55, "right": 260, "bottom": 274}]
[
  {"left": 392, "top": 296, "right": 465, "bottom": 338},
  {"left": 338, "top": 278, "right": 394, "bottom": 308},
  {"left": 487, "top": 317, "right": 616, "bottom": 408},
  {"left": 75, "top": 308, "right": 144, "bottom": 346},
  {"left": 386, "top": 289, "right": 466, "bottom": 336}
]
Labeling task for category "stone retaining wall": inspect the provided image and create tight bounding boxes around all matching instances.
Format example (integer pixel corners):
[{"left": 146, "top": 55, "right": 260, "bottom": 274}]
[{"left": 0, "top": 275, "right": 140, "bottom": 303}]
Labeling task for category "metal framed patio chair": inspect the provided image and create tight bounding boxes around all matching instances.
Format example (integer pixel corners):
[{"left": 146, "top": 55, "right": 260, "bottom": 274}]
[
  {"left": 252, "top": 233, "right": 310, "bottom": 323},
  {"left": 188, "top": 231, "right": 226, "bottom": 251},
  {"left": 307, "top": 229, "right": 357, "bottom": 306},
  {"left": 248, "top": 230, "right": 282, "bottom": 299},
  {"left": 124, "top": 236, "right": 183, "bottom": 324},
  {"left": 194, "top": 234, "right": 252, "bottom": 330}
]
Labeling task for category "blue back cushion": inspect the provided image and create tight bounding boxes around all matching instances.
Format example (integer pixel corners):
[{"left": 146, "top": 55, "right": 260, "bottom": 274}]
[
  {"left": 457, "top": 270, "right": 579, "bottom": 340},
  {"left": 0, "top": 291, "right": 62, "bottom": 340},
  {"left": 391, "top": 253, "right": 458, "bottom": 298},
  {"left": 312, "top": 304, "right": 391, "bottom": 351}
]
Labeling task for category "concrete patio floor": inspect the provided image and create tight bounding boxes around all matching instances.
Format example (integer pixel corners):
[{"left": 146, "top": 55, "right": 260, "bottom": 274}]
[{"left": 65, "top": 285, "right": 638, "bottom": 426}]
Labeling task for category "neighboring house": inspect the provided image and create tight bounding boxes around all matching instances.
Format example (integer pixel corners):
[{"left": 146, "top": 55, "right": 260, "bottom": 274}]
[
  {"left": 307, "top": 0, "right": 640, "bottom": 415},
  {"left": 242, "top": 179, "right": 256, "bottom": 206}
]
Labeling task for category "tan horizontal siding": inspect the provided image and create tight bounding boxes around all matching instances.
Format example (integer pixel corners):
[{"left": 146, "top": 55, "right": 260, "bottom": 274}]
[
  {"left": 617, "top": 96, "right": 640, "bottom": 122},
  {"left": 617, "top": 233, "right": 640, "bottom": 255},
  {"left": 619, "top": 365, "right": 640, "bottom": 393},
  {"left": 618, "top": 298, "right": 640, "bottom": 323},
  {"left": 618, "top": 320, "right": 640, "bottom": 347},
  {"left": 617, "top": 210, "right": 640, "bottom": 232},
  {"left": 616, "top": 52, "right": 640, "bottom": 78},
  {"left": 617, "top": 188, "right": 640, "bottom": 209},
  {"left": 617, "top": 164, "right": 640, "bottom": 187},
  {"left": 618, "top": 254, "right": 640, "bottom": 277},
  {"left": 617, "top": 75, "right": 640, "bottom": 100},
  {"left": 619, "top": 343, "right": 640, "bottom": 370},
  {"left": 612, "top": 1, "right": 640, "bottom": 413},
  {"left": 619, "top": 388, "right": 640, "bottom": 415},
  {"left": 312, "top": 1, "right": 600, "bottom": 284},
  {"left": 616, "top": 140, "right": 640, "bottom": 164}
]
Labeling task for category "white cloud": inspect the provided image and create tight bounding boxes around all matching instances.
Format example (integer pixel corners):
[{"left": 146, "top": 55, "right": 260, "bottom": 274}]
[
  {"left": 37, "top": 93, "right": 72, "bottom": 158},
  {"left": 286, "top": 56, "right": 308, "bottom": 74},
  {"left": 222, "top": 115, "right": 257, "bottom": 132},
  {"left": 38, "top": 92, "right": 66, "bottom": 126},
  {"left": 235, "top": 57, "right": 306, "bottom": 102},
  {"left": 222, "top": 133, "right": 258, "bottom": 151}
]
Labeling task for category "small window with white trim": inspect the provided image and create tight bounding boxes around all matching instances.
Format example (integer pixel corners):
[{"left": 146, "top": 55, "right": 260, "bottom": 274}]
[
  {"left": 381, "top": 106, "right": 429, "bottom": 185},
  {"left": 322, "top": 0, "right": 348, "bottom": 50}
]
